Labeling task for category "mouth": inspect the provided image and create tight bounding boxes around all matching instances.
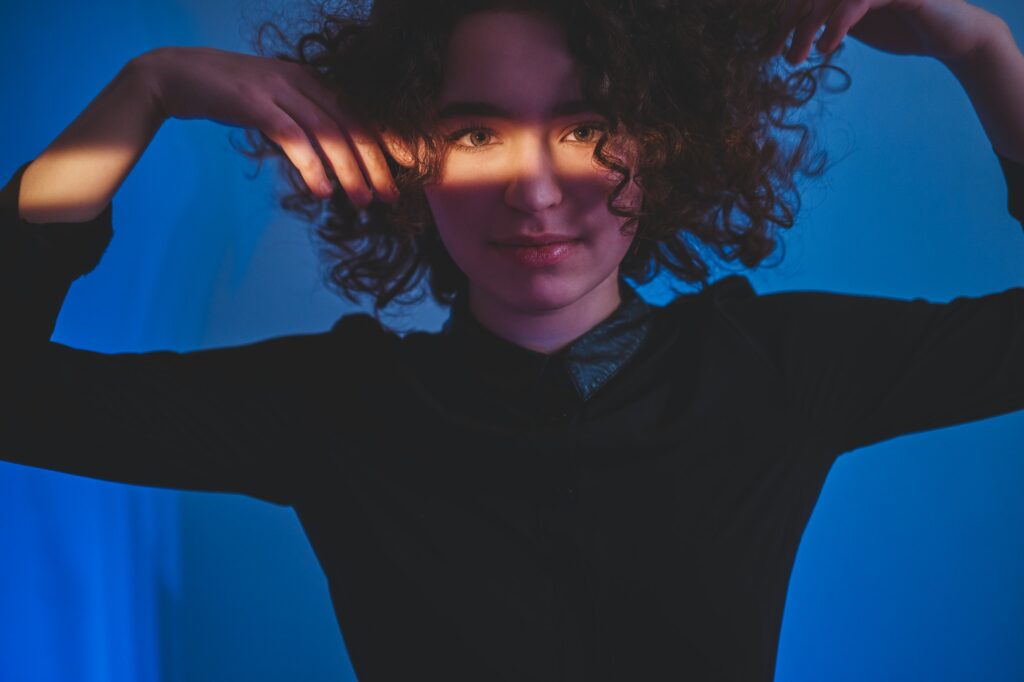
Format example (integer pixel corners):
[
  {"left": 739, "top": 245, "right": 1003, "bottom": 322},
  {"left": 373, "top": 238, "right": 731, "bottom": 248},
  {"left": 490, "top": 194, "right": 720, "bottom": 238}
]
[
  {"left": 492, "top": 238, "right": 581, "bottom": 267},
  {"left": 492, "top": 235, "right": 582, "bottom": 247}
]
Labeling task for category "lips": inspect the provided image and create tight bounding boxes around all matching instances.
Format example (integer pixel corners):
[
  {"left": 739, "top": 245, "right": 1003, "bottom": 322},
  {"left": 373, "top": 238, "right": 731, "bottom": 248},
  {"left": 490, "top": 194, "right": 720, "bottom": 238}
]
[
  {"left": 495, "top": 238, "right": 580, "bottom": 267},
  {"left": 494, "top": 234, "right": 580, "bottom": 247}
]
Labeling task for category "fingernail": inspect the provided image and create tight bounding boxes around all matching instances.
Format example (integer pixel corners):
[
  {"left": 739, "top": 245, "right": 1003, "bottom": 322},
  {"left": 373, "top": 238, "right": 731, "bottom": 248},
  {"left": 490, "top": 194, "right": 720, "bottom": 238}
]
[{"left": 319, "top": 180, "right": 334, "bottom": 196}]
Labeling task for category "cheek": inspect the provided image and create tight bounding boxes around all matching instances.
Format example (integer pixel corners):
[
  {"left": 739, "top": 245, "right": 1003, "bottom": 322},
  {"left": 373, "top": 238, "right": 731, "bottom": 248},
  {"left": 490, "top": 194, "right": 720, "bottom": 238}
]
[
  {"left": 594, "top": 220, "right": 637, "bottom": 262},
  {"left": 423, "top": 184, "right": 490, "bottom": 235},
  {"left": 422, "top": 187, "right": 494, "bottom": 269},
  {"left": 593, "top": 177, "right": 642, "bottom": 263}
]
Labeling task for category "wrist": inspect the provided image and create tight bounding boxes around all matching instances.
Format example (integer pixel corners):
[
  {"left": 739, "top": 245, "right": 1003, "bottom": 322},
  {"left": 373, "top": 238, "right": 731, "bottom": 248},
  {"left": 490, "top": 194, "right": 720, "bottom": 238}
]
[
  {"left": 940, "top": 10, "right": 1024, "bottom": 165},
  {"left": 124, "top": 48, "right": 174, "bottom": 124},
  {"left": 941, "top": 10, "right": 1015, "bottom": 74}
]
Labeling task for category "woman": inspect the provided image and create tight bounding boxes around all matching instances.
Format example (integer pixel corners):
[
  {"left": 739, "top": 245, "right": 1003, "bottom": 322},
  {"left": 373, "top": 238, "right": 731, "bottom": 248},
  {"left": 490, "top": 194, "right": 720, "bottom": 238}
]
[{"left": 3, "top": 0, "right": 1023, "bottom": 680}]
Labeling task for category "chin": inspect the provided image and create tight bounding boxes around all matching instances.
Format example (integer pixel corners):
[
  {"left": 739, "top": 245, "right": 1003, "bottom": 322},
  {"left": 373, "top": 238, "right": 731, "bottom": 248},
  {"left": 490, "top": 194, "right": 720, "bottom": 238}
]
[{"left": 477, "top": 274, "right": 600, "bottom": 312}]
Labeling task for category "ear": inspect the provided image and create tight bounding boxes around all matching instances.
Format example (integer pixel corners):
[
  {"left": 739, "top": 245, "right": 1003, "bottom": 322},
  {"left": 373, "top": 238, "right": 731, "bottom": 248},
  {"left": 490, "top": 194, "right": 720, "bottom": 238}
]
[{"left": 379, "top": 129, "right": 417, "bottom": 169}]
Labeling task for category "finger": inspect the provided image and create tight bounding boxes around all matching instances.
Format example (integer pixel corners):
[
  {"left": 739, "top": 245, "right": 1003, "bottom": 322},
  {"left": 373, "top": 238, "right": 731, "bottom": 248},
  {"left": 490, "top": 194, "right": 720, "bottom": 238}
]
[
  {"left": 343, "top": 118, "right": 402, "bottom": 205},
  {"left": 787, "top": 0, "right": 841, "bottom": 63},
  {"left": 767, "top": 0, "right": 814, "bottom": 56},
  {"left": 273, "top": 92, "right": 375, "bottom": 209},
  {"left": 288, "top": 67, "right": 400, "bottom": 203},
  {"left": 817, "top": 0, "right": 873, "bottom": 54},
  {"left": 260, "top": 107, "right": 334, "bottom": 198}
]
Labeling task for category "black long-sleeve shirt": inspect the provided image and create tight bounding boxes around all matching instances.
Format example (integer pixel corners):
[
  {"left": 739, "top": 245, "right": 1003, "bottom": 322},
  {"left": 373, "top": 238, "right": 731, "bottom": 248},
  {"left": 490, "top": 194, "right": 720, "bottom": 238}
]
[{"left": 2, "top": 149, "right": 1023, "bottom": 682}]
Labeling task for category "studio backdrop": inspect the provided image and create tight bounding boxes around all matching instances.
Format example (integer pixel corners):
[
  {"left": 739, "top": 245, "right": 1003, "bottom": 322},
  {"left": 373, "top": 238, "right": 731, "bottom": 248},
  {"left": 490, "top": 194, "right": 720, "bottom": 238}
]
[{"left": 1, "top": 1, "right": 1022, "bottom": 681}]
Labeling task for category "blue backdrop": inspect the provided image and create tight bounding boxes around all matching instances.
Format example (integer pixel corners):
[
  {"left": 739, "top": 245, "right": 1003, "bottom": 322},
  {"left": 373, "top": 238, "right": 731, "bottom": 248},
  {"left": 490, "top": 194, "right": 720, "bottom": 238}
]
[{"left": 0, "top": 2, "right": 1022, "bottom": 680}]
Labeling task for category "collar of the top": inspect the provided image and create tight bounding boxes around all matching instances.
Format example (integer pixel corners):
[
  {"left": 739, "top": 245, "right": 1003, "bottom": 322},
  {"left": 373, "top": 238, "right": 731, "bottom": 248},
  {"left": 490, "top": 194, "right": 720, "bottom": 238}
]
[{"left": 440, "top": 279, "right": 654, "bottom": 402}]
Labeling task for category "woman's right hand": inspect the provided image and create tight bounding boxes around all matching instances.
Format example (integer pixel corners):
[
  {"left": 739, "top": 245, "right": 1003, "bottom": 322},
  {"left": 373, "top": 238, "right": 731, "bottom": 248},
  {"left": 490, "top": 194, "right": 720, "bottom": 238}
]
[{"left": 139, "top": 46, "right": 399, "bottom": 207}]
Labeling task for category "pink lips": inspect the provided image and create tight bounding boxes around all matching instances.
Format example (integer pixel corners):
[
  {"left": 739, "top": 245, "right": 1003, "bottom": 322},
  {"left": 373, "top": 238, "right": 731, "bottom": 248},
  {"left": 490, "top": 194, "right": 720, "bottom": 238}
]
[
  {"left": 496, "top": 233, "right": 579, "bottom": 246},
  {"left": 494, "top": 239, "right": 581, "bottom": 267}
]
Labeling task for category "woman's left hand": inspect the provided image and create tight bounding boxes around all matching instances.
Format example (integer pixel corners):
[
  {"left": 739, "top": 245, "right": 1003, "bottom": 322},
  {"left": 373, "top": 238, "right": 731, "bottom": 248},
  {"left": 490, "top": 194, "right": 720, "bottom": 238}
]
[{"left": 767, "top": 0, "right": 1005, "bottom": 66}]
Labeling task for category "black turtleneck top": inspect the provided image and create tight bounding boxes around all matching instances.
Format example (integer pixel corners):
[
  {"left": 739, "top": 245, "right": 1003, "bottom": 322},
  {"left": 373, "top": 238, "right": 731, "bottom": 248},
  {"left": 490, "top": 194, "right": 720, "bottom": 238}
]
[{"left": 2, "top": 149, "right": 1023, "bottom": 682}]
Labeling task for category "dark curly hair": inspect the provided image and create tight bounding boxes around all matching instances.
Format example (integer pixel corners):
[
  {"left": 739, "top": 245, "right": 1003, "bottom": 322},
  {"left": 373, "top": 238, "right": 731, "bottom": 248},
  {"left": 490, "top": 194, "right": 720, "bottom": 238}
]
[{"left": 236, "top": 0, "right": 850, "bottom": 317}]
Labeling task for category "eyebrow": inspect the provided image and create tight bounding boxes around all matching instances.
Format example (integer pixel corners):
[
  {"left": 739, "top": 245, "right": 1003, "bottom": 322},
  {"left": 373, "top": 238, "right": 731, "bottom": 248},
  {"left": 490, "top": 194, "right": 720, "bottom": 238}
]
[{"left": 436, "top": 99, "right": 599, "bottom": 121}]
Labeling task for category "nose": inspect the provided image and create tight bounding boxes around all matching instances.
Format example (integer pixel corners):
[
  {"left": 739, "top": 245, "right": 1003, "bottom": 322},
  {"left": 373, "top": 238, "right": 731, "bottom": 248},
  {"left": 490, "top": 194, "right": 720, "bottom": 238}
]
[{"left": 503, "top": 133, "right": 563, "bottom": 213}]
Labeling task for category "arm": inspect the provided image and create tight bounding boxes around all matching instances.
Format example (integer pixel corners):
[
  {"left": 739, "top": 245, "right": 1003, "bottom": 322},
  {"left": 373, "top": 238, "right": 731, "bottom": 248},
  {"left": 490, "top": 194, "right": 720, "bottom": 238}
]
[
  {"left": 17, "top": 58, "right": 165, "bottom": 224},
  {"left": 942, "top": 14, "right": 1024, "bottom": 165},
  {"left": 17, "top": 46, "right": 399, "bottom": 225},
  {"left": 2, "top": 162, "right": 358, "bottom": 506},
  {"left": 708, "top": 141, "right": 1024, "bottom": 457},
  {"left": 741, "top": 2, "right": 1024, "bottom": 455},
  {"left": 2, "top": 47, "right": 401, "bottom": 504},
  {"left": 718, "top": 282, "right": 1024, "bottom": 457},
  {"left": 769, "top": 1, "right": 1024, "bottom": 163}
]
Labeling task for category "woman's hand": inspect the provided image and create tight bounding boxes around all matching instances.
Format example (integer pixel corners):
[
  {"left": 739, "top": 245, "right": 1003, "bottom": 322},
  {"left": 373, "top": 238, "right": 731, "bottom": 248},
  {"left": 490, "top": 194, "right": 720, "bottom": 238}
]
[
  {"left": 139, "top": 46, "right": 398, "bottom": 206},
  {"left": 766, "top": 0, "right": 1006, "bottom": 67}
]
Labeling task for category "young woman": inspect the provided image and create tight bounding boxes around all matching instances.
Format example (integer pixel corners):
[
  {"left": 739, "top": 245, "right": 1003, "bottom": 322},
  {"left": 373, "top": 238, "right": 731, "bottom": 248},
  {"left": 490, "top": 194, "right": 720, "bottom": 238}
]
[{"left": 3, "top": 0, "right": 1023, "bottom": 680}]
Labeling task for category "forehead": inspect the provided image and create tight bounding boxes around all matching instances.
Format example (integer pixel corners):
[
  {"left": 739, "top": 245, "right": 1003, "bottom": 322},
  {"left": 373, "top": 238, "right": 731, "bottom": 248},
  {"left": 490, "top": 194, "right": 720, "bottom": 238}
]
[{"left": 438, "top": 9, "right": 586, "bottom": 121}]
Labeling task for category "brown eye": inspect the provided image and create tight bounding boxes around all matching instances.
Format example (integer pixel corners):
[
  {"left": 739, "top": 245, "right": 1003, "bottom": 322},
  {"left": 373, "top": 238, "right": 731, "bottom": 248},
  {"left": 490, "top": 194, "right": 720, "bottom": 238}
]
[
  {"left": 447, "top": 125, "right": 498, "bottom": 152},
  {"left": 574, "top": 127, "right": 595, "bottom": 142},
  {"left": 566, "top": 123, "right": 606, "bottom": 144},
  {"left": 468, "top": 130, "right": 492, "bottom": 146}
]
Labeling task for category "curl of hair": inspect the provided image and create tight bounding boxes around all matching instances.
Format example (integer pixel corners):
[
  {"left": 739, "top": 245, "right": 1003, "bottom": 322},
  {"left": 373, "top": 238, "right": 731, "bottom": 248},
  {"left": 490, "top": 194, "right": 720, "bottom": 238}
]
[{"left": 235, "top": 0, "right": 851, "bottom": 316}]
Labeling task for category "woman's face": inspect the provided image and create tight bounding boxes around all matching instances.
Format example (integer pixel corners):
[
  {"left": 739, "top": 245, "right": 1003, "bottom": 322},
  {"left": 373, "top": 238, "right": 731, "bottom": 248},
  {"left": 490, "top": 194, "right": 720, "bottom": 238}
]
[{"left": 424, "top": 8, "right": 641, "bottom": 314}]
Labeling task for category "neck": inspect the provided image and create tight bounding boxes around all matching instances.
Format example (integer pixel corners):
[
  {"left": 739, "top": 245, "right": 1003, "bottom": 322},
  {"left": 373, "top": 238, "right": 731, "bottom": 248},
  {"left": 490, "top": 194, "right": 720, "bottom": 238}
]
[{"left": 466, "top": 272, "right": 624, "bottom": 355}]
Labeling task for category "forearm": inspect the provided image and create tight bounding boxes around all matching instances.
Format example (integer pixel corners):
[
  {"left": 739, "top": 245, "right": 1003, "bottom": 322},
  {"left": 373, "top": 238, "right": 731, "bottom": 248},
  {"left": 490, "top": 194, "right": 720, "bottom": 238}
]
[
  {"left": 944, "top": 14, "right": 1024, "bottom": 165},
  {"left": 18, "top": 55, "right": 167, "bottom": 224}
]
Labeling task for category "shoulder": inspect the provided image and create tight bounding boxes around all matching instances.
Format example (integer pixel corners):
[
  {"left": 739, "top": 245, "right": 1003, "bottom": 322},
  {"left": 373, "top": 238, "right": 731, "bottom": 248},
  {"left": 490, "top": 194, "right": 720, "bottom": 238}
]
[
  {"left": 704, "top": 273, "right": 758, "bottom": 300},
  {"left": 655, "top": 274, "right": 852, "bottom": 372},
  {"left": 328, "top": 310, "right": 420, "bottom": 364},
  {"left": 329, "top": 311, "right": 409, "bottom": 343},
  {"left": 660, "top": 274, "right": 758, "bottom": 308},
  {"left": 659, "top": 273, "right": 765, "bottom": 345},
  {"left": 330, "top": 311, "right": 391, "bottom": 338},
  {"left": 639, "top": 274, "right": 766, "bottom": 367},
  {"left": 658, "top": 274, "right": 759, "bottom": 322},
  {"left": 666, "top": 275, "right": 965, "bottom": 366}
]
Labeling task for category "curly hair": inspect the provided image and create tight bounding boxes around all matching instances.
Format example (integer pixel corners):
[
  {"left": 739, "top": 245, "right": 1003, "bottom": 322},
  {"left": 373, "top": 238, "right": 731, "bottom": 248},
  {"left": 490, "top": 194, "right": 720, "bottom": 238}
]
[{"left": 236, "top": 0, "right": 850, "bottom": 317}]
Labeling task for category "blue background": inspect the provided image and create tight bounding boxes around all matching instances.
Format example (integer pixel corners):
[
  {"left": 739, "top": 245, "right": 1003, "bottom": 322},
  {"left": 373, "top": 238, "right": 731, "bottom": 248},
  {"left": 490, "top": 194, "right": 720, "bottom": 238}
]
[{"left": 0, "top": 1, "right": 1022, "bottom": 680}]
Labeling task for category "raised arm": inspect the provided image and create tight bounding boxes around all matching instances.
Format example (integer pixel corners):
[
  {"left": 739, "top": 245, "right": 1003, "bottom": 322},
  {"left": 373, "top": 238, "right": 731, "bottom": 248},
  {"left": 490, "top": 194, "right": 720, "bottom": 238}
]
[
  {"left": 702, "top": 142, "right": 1024, "bottom": 457},
  {"left": 18, "top": 46, "right": 399, "bottom": 224},
  {"left": 714, "top": 277, "right": 1024, "bottom": 458},
  {"left": 17, "top": 58, "right": 165, "bottom": 224},
  {"left": 1, "top": 47, "right": 399, "bottom": 505},
  {"left": 2, "top": 161, "right": 351, "bottom": 505},
  {"left": 769, "top": 0, "right": 1024, "bottom": 164}
]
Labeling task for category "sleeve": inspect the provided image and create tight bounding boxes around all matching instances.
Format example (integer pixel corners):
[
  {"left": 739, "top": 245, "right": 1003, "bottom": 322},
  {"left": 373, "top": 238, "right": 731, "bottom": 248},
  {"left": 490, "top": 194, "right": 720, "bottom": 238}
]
[
  {"left": 712, "top": 148, "right": 1024, "bottom": 457},
  {"left": 996, "top": 148, "right": 1024, "bottom": 225},
  {"left": 720, "top": 284, "right": 1024, "bottom": 456},
  {"left": 0, "top": 161, "right": 353, "bottom": 507}
]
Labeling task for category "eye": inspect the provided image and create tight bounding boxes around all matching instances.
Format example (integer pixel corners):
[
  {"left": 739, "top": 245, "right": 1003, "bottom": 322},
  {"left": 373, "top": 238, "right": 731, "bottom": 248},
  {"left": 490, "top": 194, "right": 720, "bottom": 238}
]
[
  {"left": 565, "top": 123, "right": 607, "bottom": 144},
  {"left": 445, "top": 121, "right": 609, "bottom": 153},
  {"left": 447, "top": 123, "right": 498, "bottom": 153},
  {"left": 466, "top": 130, "right": 493, "bottom": 146}
]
